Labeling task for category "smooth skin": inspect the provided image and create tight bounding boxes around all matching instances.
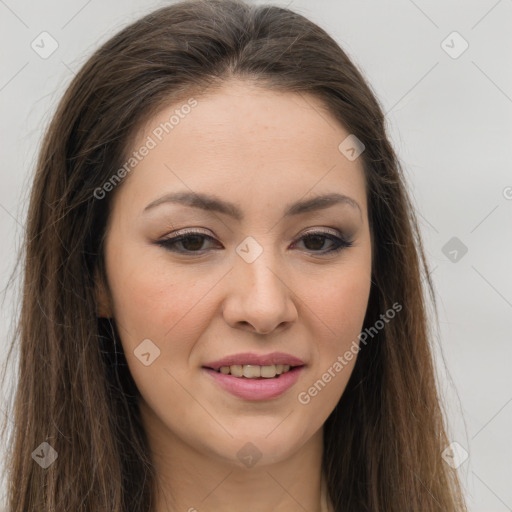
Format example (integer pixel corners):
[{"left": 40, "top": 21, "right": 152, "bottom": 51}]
[{"left": 97, "top": 80, "right": 372, "bottom": 512}]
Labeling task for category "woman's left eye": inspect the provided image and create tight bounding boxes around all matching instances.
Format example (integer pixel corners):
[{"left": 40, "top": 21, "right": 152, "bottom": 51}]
[
  {"left": 156, "top": 229, "right": 353, "bottom": 255},
  {"left": 293, "top": 231, "right": 353, "bottom": 254}
]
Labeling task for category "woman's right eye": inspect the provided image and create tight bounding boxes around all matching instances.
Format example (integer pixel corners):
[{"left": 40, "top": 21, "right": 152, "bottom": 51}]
[{"left": 157, "top": 231, "right": 219, "bottom": 254}]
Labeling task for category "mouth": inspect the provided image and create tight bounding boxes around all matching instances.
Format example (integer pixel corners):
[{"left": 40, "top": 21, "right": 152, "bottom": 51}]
[
  {"left": 201, "top": 352, "right": 306, "bottom": 400},
  {"left": 203, "top": 363, "right": 302, "bottom": 379}
]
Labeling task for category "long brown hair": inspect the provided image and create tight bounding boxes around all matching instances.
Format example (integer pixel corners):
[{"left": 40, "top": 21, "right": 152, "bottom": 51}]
[{"left": 1, "top": 0, "right": 467, "bottom": 510}]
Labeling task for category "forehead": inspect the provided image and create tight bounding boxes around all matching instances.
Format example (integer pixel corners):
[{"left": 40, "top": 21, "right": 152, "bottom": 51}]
[
  {"left": 142, "top": 81, "right": 347, "bottom": 158},
  {"left": 116, "top": 80, "right": 368, "bottom": 218}
]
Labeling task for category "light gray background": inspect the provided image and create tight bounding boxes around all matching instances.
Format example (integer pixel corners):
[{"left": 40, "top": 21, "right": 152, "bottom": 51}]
[{"left": 1, "top": 1, "right": 511, "bottom": 510}]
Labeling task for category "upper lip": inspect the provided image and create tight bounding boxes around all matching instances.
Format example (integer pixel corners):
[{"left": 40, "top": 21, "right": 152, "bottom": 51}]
[{"left": 203, "top": 352, "right": 305, "bottom": 371}]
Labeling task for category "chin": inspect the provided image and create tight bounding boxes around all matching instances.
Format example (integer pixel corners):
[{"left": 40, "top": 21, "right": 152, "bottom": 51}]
[{"left": 204, "top": 428, "right": 308, "bottom": 469}]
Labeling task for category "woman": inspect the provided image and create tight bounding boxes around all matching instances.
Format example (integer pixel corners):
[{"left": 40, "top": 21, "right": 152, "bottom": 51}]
[{"left": 0, "top": 0, "right": 468, "bottom": 510}]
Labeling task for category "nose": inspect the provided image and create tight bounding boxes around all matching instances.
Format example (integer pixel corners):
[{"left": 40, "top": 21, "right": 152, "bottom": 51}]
[{"left": 222, "top": 249, "right": 298, "bottom": 335}]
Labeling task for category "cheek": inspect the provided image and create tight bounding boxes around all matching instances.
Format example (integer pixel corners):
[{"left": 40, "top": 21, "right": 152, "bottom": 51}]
[
  {"left": 302, "top": 264, "right": 371, "bottom": 345},
  {"left": 105, "top": 239, "right": 216, "bottom": 343},
  {"left": 104, "top": 249, "right": 215, "bottom": 408},
  {"left": 296, "top": 262, "right": 371, "bottom": 406}
]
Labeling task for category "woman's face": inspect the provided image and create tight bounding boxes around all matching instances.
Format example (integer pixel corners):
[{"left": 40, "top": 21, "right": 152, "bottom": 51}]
[{"left": 100, "top": 80, "right": 372, "bottom": 468}]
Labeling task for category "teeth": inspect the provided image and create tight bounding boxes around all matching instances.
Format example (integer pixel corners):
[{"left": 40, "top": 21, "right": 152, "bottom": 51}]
[
  {"left": 217, "top": 364, "right": 293, "bottom": 378},
  {"left": 230, "top": 365, "right": 243, "bottom": 377},
  {"left": 243, "top": 365, "right": 261, "bottom": 378},
  {"left": 260, "top": 365, "right": 276, "bottom": 378}
]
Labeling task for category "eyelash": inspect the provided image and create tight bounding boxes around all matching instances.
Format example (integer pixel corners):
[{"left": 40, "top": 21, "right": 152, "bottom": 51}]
[{"left": 156, "top": 229, "right": 354, "bottom": 256}]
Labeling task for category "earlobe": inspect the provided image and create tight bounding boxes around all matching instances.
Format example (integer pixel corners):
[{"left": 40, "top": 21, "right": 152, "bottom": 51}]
[{"left": 94, "top": 266, "right": 113, "bottom": 318}]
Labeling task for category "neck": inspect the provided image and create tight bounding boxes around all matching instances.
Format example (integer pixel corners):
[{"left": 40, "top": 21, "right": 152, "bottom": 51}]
[{"left": 140, "top": 401, "right": 326, "bottom": 512}]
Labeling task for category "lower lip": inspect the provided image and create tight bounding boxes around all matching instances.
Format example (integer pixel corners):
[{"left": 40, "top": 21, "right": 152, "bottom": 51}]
[{"left": 203, "top": 366, "right": 304, "bottom": 401}]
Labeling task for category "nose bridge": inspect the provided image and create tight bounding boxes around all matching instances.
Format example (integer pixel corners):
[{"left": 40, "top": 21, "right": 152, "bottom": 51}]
[
  {"left": 236, "top": 234, "right": 286, "bottom": 301},
  {"left": 223, "top": 234, "right": 297, "bottom": 333}
]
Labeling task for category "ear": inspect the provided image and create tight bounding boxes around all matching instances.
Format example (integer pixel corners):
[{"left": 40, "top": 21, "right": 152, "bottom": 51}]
[{"left": 94, "top": 266, "right": 113, "bottom": 318}]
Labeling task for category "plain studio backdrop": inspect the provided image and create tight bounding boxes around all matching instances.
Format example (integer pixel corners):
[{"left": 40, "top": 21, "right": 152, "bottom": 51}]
[{"left": 0, "top": 1, "right": 511, "bottom": 510}]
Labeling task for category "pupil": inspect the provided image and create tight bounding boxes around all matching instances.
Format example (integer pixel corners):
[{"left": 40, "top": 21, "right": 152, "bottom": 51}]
[
  {"left": 183, "top": 236, "right": 204, "bottom": 251},
  {"left": 304, "top": 235, "right": 324, "bottom": 250}
]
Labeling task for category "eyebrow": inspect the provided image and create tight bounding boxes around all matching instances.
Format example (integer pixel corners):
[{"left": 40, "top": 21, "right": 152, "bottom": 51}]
[{"left": 143, "top": 191, "right": 362, "bottom": 220}]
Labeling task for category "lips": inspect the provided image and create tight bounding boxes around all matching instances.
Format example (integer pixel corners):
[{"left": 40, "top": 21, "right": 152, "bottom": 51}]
[
  {"left": 202, "top": 352, "right": 305, "bottom": 371},
  {"left": 203, "top": 365, "right": 305, "bottom": 400}
]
